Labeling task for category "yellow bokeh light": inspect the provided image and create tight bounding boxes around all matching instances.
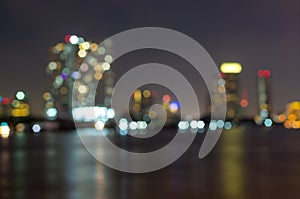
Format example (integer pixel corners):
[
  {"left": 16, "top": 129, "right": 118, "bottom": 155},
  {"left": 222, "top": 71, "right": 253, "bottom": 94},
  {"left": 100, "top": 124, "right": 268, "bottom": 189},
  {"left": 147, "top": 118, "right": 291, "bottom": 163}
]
[
  {"left": 54, "top": 43, "right": 64, "bottom": 52},
  {"left": 288, "top": 114, "right": 297, "bottom": 121},
  {"left": 278, "top": 114, "right": 286, "bottom": 123},
  {"left": 284, "top": 120, "right": 292, "bottom": 128},
  {"left": 162, "top": 102, "right": 170, "bottom": 110},
  {"left": 143, "top": 90, "right": 151, "bottom": 98},
  {"left": 78, "top": 50, "right": 87, "bottom": 58},
  {"left": 94, "top": 72, "right": 103, "bottom": 80},
  {"left": 94, "top": 64, "right": 103, "bottom": 72},
  {"left": 149, "top": 111, "right": 157, "bottom": 119},
  {"left": 220, "top": 62, "right": 242, "bottom": 74},
  {"left": 133, "top": 90, "right": 142, "bottom": 102},
  {"left": 227, "top": 109, "right": 236, "bottom": 118},
  {"left": 292, "top": 121, "right": 300, "bottom": 129},
  {"left": 260, "top": 103, "right": 269, "bottom": 110},
  {"left": 133, "top": 104, "right": 141, "bottom": 112},
  {"left": 11, "top": 109, "right": 30, "bottom": 117},
  {"left": 43, "top": 92, "right": 51, "bottom": 101},
  {"left": 80, "top": 42, "right": 90, "bottom": 50},
  {"left": 90, "top": 43, "right": 98, "bottom": 51},
  {"left": 60, "top": 87, "right": 68, "bottom": 95},
  {"left": 78, "top": 85, "right": 88, "bottom": 94}
]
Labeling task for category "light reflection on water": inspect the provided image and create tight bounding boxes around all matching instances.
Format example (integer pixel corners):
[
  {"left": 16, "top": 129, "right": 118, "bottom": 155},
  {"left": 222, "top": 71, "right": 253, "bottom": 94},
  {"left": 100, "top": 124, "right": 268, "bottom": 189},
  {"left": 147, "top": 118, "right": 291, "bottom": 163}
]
[
  {"left": 220, "top": 127, "right": 246, "bottom": 199},
  {"left": 0, "top": 126, "right": 300, "bottom": 199}
]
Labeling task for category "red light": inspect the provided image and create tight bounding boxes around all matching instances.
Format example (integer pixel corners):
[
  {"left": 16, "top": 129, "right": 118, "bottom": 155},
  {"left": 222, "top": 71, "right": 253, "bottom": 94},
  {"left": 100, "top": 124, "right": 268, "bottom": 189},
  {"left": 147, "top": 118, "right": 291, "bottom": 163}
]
[
  {"left": 162, "top": 94, "right": 171, "bottom": 103},
  {"left": 220, "top": 73, "right": 226, "bottom": 78},
  {"left": 258, "top": 69, "right": 271, "bottom": 78},
  {"left": 264, "top": 70, "right": 271, "bottom": 78},
  {"left": 258, "top": 70, "right": 264, "bottom": 77},
  {"left": 65, "top": 35, "right": 71, "bottom": 43},
  {"left": 240, "top": 99, "right": 248, "bottom": 108},
  {"left": 2, "top": 97, "right": 10, "bottom": 105}
]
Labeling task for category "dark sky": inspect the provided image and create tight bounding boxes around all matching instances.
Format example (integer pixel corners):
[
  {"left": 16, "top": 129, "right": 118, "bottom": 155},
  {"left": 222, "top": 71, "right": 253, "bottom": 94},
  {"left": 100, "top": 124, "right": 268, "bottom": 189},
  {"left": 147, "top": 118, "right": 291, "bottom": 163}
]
[{"left": 0, "top": 0, "right": 299, "bottom": 117}]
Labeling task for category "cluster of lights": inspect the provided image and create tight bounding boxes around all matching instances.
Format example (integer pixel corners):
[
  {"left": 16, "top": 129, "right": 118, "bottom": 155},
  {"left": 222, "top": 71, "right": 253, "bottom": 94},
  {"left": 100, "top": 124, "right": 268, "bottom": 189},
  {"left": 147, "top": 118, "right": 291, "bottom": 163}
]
[
  {"left": 118, "top": 118, "right": 148, "bottom": 133},
  {"left": 178, "top": 120, "right": 232, "bottom": 131},
  {"left": 0, "top": 122, "right": 50, "bottom": 136},
  {"left": 72, "top": 106, "right": 115, "bottom": 122},
  {"left": 43, "top": 92, "right": 57, "bottom": 120},
  {"left": 132, "top": 89, "right": 152, "bottom": 113},
  {"left": 72, "top": 106, "right": 115, "bottom": 131},
  {"left": 113, "top": 119, "right": 233, "bottom": 136},
  {"left": 161, "top": 94, "right": 180, "bottom": 114},
  {"left": 276, "top": 101, "right": 300, "bottom": 129},
  {"left": 45, "top": 34, "right": 115, "bottom": 120},
  {"left": 71, "top": 37, "right": 114, "bottom": 109},
  {"left": 11, "top": 91, "right": 30, "bottom": 117},
  {"left": 0, "top": 91, "right": 30, "bottom": 118},
  {"left": 254, "top": 113, "right": 273, "bottom": 127},
  {"left": 114, "top": 119, "right": 232, "bottom": 133},
  {"left": 130, "top": 89, "right": 181, "bottom": 128}
]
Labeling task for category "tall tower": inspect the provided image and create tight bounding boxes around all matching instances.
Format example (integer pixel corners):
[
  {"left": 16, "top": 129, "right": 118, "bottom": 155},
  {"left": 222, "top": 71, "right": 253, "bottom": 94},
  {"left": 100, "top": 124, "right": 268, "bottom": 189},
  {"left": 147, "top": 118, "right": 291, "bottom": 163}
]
[
  {"left": 254, "top": 69, "right": 271, "bottom": 125},
  {"left": 220, "top": 62, "right": 243, "bottom": 122},
  {"left": 130, "top": 89, "right": 154, "bottom": 122},
  {"left": 43, "top": 35, "right": 114, "bottom": 120}
]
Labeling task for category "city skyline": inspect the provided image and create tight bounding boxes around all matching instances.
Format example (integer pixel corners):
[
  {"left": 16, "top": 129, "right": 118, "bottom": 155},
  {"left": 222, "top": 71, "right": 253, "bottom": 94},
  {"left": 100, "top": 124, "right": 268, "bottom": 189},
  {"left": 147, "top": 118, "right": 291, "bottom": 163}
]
[
  {"left": 0, "top": 0, "right": 299, "bottom": 117},
  {"left": 1, "top": 2, "right": 300, "bottom": 198}
]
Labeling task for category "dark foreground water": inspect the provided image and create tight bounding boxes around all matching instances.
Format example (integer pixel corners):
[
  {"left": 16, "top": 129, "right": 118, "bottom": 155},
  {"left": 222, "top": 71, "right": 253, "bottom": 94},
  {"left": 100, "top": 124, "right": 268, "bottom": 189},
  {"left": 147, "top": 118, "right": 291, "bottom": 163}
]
[{"left": 1, "top": 125, "right": 300, "bottom": 199}]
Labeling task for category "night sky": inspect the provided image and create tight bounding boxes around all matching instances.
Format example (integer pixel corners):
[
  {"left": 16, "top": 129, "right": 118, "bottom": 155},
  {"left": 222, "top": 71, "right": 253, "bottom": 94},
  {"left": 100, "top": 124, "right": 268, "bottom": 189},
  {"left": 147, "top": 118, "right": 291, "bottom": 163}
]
[{"left": 0, "top": 0, "right": 299, "bottom": 117}]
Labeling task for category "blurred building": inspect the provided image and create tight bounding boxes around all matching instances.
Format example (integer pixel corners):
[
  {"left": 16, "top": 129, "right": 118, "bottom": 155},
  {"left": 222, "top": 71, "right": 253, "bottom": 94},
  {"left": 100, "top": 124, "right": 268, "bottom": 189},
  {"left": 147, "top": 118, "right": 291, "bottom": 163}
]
[
  {"left": 254, "top": 69, "right": 272, "bottom": 125},
  {"left": 130, "top": 89, "right": 180, "bottom": 125},
  {"left": 130, "top": 89, "right": 154, "bottom": 122},
  {"left": 220, "top": 62, "right": 243, "bottom": 122},
  {"left": 43, "top": 35, "right": 114, "bottom": 120},
  {"left": 208, "top": 75, "right": 226, "bottom": 119}
]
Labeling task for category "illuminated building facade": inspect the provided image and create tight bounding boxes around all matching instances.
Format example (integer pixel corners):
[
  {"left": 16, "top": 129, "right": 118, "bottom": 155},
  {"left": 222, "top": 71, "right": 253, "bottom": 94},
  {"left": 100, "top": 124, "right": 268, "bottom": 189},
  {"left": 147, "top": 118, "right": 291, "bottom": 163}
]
[
  {"left": 220, "top": 62, "right": 243, "bottom": 122},
  {"left": 254, "top": 69, "right": 271, "bottom": 125},
  {"left": 43, "top": 35, "right": 114, "bottom": 120}
]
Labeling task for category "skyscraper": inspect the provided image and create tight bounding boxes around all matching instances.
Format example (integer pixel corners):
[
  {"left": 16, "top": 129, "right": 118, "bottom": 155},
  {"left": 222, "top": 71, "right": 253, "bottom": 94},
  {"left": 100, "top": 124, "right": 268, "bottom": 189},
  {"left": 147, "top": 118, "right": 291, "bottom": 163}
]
[
  {"left": 254, "top": 69, "right": 271, "bottom": 125},
  {"left": 43, "top": 35, "right": 114, "bottom": 120},
  {"left": 220, "top": 62, "right": 243, "bottom": 122}
]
